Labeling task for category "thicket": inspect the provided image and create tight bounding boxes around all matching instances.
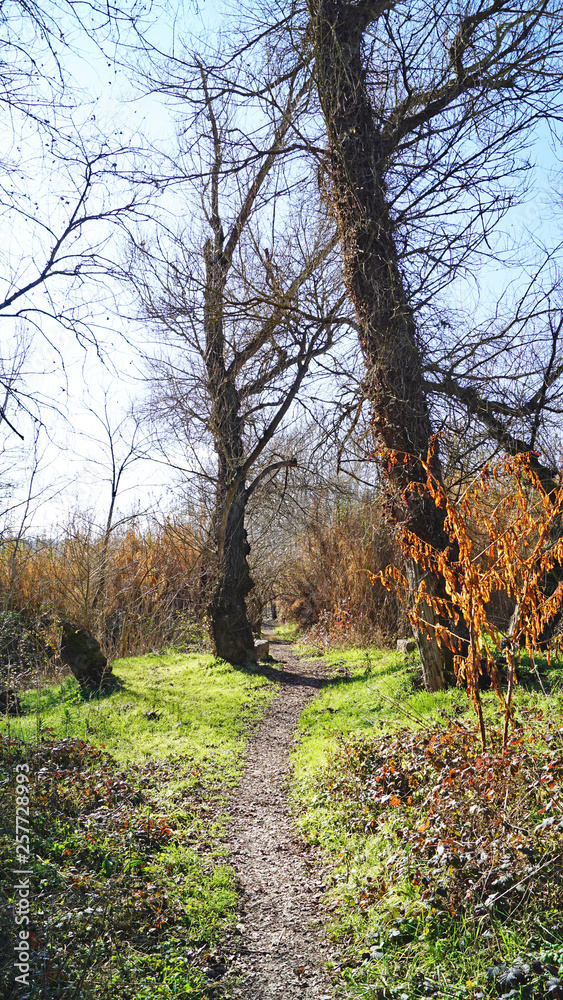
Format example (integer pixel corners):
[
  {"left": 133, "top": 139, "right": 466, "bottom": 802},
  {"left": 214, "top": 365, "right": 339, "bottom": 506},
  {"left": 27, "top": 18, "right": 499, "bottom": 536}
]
[
  {"left": 278, "top": 495, "right": 405, "bottom": 648},
  {"left": 0, "top": 490, "right": 410, "bottom": 679},
  {"left": 0, "top": 518, "right": 209, "bottom": 679},
  {"left": 5, "top": 452, "right": 556, "bottom": 683}
]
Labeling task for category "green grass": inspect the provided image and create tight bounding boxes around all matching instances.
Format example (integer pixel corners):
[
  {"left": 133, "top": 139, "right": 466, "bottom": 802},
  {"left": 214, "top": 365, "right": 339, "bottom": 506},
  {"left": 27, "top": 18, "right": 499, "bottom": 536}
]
[
  {"left": 3, "top": 651, "right": 272, "bottom": 774},
  {"left": 291, "top": 645, "right": 563, "bottom": 1000},
  {"left": 270, "top": 621, "right": 301, "bottom": 642},
  {"left": 0, "top": 652, "right": 276, "bottom": 998},
  {"left": 292, "top": 646, "right": 471, "bottom": 782},
  {"left": 5, "top": 638, "right": 563, "bottom": 999}
]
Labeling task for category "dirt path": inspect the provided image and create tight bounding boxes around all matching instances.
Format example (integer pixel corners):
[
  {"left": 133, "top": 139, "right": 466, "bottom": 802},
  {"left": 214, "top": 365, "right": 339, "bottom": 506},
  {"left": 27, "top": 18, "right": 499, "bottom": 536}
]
[{"left": 223, "top": 638, "right": 335, "bottom": 999}]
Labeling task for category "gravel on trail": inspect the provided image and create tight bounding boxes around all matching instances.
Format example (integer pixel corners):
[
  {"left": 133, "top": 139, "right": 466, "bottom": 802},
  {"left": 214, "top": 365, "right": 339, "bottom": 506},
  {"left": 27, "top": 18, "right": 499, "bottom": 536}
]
[{"left": 222, "top": 638, "right": 336, "bottom": 1000}]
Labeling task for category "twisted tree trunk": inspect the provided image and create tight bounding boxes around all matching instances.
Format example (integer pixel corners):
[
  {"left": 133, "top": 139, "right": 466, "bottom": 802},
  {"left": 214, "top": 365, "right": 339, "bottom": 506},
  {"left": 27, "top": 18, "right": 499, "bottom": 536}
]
[
  {"left": 204, "top": 240, "right": 257, "bottom": 665},
  {"left": 308, "top": 0, "right": 457, "bottom": 689},
  {"left": 210, "top": 480, "right": 257, "bottom": 665}
]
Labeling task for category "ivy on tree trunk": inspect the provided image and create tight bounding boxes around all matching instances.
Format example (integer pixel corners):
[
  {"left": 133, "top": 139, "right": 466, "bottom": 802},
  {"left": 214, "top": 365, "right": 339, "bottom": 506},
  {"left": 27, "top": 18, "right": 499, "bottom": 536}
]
[{"left": 307, "top": 0, "right": 458, "bottom": 690}]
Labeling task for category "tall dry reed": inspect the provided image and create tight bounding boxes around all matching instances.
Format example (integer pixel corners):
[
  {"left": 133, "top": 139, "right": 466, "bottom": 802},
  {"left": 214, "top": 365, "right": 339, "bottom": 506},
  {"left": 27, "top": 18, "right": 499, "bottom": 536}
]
[
  {"left": 279, "top": 496, "right": 405, "bottom": 647},
  {"left": 0, "top": 516, "right": 208, "bottom": 661}
]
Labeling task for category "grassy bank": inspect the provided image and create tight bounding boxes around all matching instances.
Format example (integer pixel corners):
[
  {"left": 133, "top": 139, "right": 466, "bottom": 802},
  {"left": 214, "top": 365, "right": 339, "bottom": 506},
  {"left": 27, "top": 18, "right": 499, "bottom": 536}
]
[
  {"left": 0, "top": 652, "right": 276, "bottom": 999},
  {"left": 291, "top": 644, "right": 563, "bottom": 1000}
]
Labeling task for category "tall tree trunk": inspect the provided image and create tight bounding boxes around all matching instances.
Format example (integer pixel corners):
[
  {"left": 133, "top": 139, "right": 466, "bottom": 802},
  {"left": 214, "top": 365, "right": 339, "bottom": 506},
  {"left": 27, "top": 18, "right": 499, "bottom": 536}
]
[
  {"left": 204, "top": 240, "right": 257, "bottom": 665},
  {"left": 210, "top": 478, "right": 257, "bottom": 665},
  {"left": 308, "top": 0, "right": 457, "bottom": 689}
]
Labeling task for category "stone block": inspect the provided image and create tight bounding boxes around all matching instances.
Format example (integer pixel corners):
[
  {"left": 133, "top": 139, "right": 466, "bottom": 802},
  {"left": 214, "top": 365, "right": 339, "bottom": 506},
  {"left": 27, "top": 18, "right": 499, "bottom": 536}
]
[{"left": 396, "top": 638, "right": 417, "bottom": 655}]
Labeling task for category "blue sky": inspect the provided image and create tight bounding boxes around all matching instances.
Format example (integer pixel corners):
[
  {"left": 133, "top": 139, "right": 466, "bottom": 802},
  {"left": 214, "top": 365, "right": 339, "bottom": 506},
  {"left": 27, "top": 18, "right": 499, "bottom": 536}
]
[{"left": 4, "top": 0, "right": 563, "bottom": 534}]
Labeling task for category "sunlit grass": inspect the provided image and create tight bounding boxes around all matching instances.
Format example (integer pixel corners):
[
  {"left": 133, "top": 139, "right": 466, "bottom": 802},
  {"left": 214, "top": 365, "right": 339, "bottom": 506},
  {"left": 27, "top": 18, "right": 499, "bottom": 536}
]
[
  {"left": 1, "top": 651, "right": 273, "bottom": 776},
  {"left": 0, "top": 651, "right": 277, "bottom": 998},
  {"left": 291, "top": 643, "right": 563, "bottom": 1000},
  {"left": 270, "top": 621, "right": 301, "bottom": 642}
]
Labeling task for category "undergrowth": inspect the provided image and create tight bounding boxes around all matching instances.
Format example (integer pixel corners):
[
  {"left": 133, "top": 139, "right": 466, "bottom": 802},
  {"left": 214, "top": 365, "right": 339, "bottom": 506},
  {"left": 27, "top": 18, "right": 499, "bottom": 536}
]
[{"left": 292, "top": 646, "right": 563, "bottom": 1000}]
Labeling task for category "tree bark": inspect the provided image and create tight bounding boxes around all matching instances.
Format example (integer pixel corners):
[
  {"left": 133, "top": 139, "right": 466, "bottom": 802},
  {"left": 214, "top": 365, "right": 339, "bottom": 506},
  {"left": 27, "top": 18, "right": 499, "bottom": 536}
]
[
  {"left": 60, "top": 621, "right": 112, "bottom": 691},
  {"left": 210, "top": 479, "right": 257, "bottom": 665},
  {"left": 404, "top": 559, "right": 454, "bottom": 691},
  {"left": 204, "top": 240, "right": 258, "bottom": 665},
  {"left": 507, "top": 469, "right": 563, "bottom": 649},
  {"left": 308, "top": 0, "right": 457, "bottom": 689}
]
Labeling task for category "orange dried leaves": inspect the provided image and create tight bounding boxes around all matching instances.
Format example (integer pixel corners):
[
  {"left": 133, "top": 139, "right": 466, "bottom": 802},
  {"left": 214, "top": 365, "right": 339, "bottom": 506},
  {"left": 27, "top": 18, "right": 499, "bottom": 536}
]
[{"left": 380, "top": 449, "right": 563, "bottom": 748}]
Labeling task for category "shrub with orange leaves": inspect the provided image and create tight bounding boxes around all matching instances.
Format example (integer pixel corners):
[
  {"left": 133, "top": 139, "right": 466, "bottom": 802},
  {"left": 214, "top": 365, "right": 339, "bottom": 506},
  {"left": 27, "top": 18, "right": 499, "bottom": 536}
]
[{"left": 381, "top": 451, "right": 563, "bottom": 749}]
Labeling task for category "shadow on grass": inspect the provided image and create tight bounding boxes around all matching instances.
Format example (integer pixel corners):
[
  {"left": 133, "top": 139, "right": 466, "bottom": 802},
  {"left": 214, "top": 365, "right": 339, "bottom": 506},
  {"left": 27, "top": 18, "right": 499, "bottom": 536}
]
[
  {"left": 16, "top": 674, "right": 126, "bottom": 715},
  {"left": 247, "top": 647, "right": 563, "bottom": 698},
  {"left": 513, "top": 653, "right": 563, "bottom": 694},
  {"left": 232, "top": 657, "right": 356, "bottom": 691},
  {"left": 78, "top": 675, "right": 126, "bottom": 701}
]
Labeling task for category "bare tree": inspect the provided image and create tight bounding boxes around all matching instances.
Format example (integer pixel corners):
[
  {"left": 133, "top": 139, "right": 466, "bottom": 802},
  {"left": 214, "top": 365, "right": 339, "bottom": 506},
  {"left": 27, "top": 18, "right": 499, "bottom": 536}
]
[
  {"left": 304, "top": 0, "right": 563, "bottom": 689},
  {"left": 0, "top": 0, "right": 153, "bottom": 441},
  {"left": 73, "top": 398, "right": 149, "bottom": 614},
  {"left": 130, "top": 54, "right": 351, "bottom": 664}
]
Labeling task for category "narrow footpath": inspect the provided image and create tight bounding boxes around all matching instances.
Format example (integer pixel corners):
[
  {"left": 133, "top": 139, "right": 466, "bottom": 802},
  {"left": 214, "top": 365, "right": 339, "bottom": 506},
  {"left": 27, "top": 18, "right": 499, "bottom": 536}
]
[{"left": 225, "top": 637, "right": 335, "bottom": 999}]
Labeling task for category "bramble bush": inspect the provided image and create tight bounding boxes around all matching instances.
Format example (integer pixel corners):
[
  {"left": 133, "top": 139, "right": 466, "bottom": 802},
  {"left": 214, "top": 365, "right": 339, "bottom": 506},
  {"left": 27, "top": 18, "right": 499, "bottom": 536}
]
[{"left": 318, "top": 717, "right": 563, "bottom": 958}]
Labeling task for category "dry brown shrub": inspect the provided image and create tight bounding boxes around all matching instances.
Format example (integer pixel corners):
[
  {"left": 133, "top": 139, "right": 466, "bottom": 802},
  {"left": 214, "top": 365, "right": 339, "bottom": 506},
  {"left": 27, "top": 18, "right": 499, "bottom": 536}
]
[
  {"left": 0, "top": 517, "right": 209, "bottom": 659},
  {"left": 280, "top": 496, "right": 404, "bottom": 647}
]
